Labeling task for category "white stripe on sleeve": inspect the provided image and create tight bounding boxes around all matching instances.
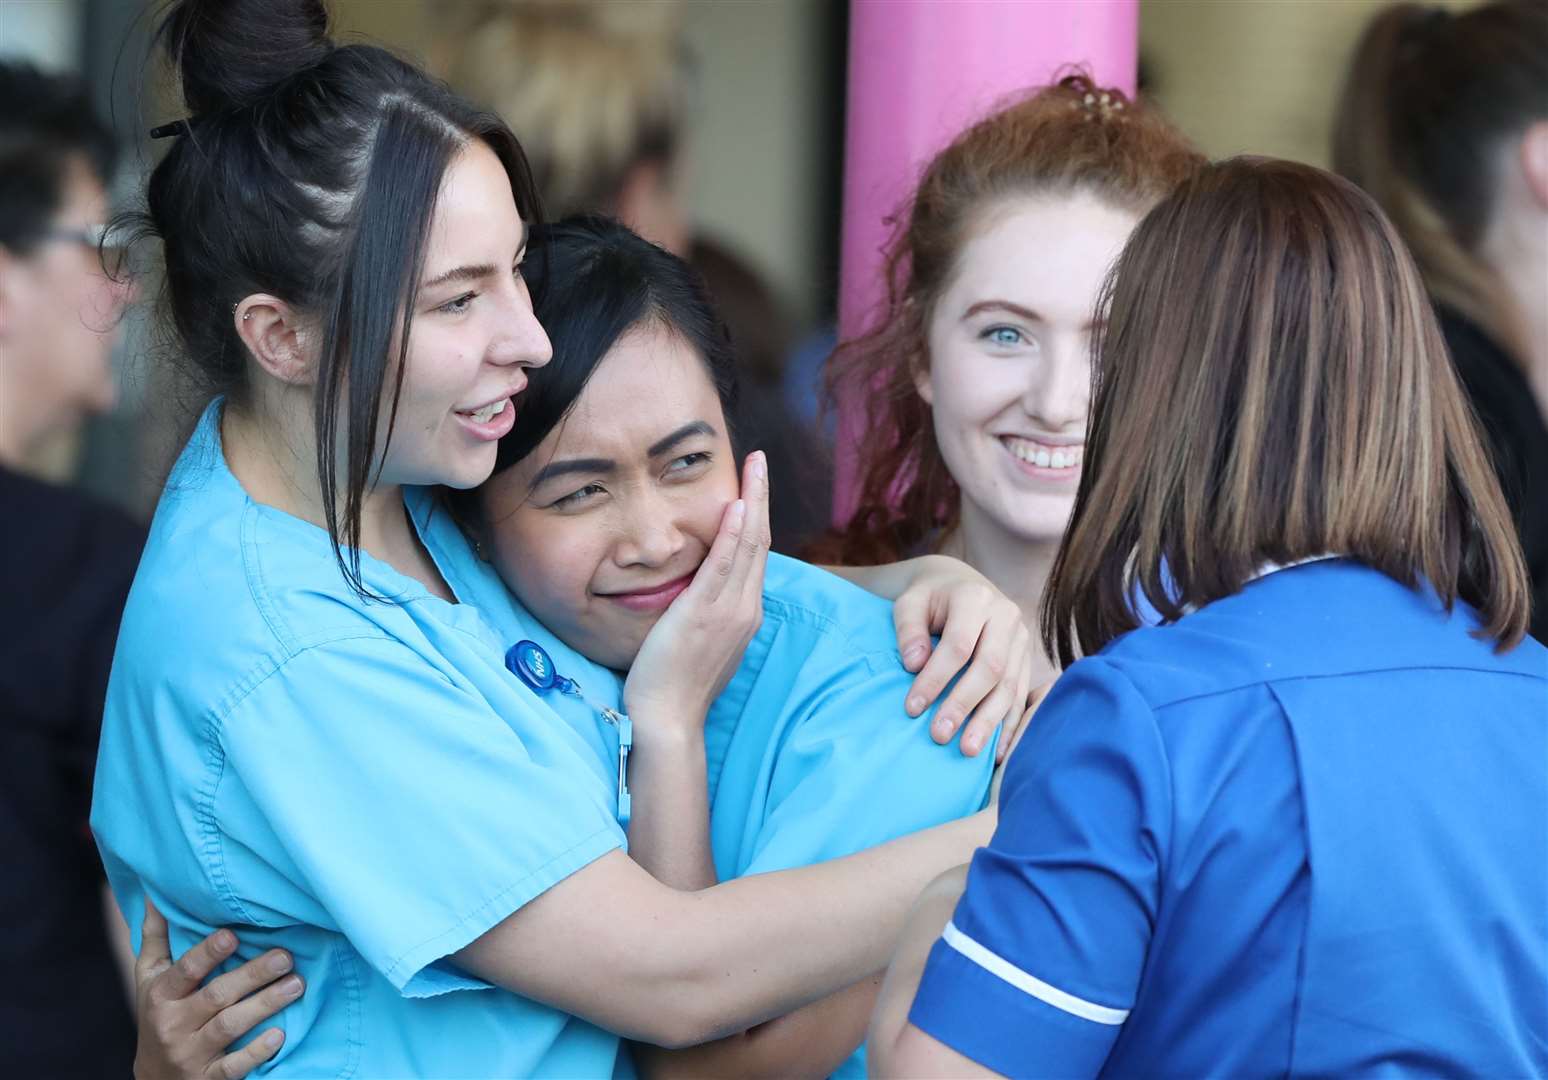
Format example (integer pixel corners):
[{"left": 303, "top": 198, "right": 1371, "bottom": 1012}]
[{"left": 940, "top": 920, "right": 1131, "bottom": 1026}]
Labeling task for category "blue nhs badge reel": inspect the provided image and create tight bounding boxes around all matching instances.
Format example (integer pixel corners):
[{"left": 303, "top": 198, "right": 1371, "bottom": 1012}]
[{"left": 505, "top": 640, "right": 632, "bottom": 826}]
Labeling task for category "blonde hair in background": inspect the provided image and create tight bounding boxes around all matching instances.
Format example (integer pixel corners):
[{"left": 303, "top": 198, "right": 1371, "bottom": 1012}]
[{"left": 434, "top": 0, "right": 687, "bottom": 220}]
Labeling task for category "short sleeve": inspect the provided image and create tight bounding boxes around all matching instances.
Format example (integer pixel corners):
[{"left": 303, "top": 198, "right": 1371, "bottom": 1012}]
[
  {"left": 739, "top": 651, "right": 994, "bottom": 877},
  {"left": 216, "top": 635, "right": 625, "bottom": 998},
  {"left": 908, "top": 657, "right": 1171, "bottom": 1077}
]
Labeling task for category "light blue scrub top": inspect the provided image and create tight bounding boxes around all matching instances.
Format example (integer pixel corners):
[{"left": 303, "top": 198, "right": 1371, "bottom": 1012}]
[
  {"left": 423, "top": 523, "right": 998, "bottom": 1079},
  {"left": 91, "top": 403, "right": 631, "bottom": 1078},
  {"left": 911, "top": 559, "right": 1548, "bottom": 1077}
]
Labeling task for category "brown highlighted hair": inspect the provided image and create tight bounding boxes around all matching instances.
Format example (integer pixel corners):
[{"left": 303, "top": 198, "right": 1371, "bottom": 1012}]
[
  {"left": 1041, "top": 158, "right": 1531, "bottom": 666},
  {"left": 812, "top": 74, "right": 1205, "bottom": 566},
  {"left": 1333, "top": 0, "right": 1548, "bottom": 367}
]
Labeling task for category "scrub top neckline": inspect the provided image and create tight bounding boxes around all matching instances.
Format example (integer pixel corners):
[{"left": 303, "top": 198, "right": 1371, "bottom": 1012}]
[{"left": 197, "top": 398, "right": 465, "bottom": 613}]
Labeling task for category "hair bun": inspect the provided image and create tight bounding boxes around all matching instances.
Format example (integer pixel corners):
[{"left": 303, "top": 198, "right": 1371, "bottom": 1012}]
[{"left": 160, "top": 0, "right": 332, "bottom": 115}]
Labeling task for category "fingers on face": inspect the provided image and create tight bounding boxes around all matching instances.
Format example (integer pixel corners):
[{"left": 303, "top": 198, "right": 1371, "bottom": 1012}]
[{"left": 698, "top": 499, "right": 745, "bottom": 596}]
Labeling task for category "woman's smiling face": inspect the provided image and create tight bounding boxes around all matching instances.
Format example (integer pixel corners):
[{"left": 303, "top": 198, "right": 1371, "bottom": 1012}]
[
  {"left": 918, "top": 191, "right": 1140, "bottom": 546},
  {"left": 478, "top": 319, "right": 739, "bottom": 670},
  {"left": 373, "top": 140, "right": 552, "bottom": 492}
]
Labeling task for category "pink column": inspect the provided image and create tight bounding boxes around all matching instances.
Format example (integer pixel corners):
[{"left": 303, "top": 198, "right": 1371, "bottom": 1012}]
[{"left": 832, "top": 0, "right": 1139, "bottom": 523}]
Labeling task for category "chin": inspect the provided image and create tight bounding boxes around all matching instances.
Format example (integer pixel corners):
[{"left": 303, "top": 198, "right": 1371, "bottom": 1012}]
[
  {"left": 591, "top": 638, "right": 644, "bottom": 674},
  {"left": 996, "top": 502, "right": 1076, "bottom": 547},
  {"left": 438, "top": 451, "right": 499, "bottom": 491}
]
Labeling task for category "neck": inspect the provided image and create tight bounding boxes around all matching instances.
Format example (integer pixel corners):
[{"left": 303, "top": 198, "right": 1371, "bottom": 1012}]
[
  {"left": 221, "top": 391, "right": 445, "bottom": 596},
  {"left": 0, "top": 367, "right": 48, "bottom": 470},
  {"left": 941, "top": 501, "right": 1063, "bottom": 685}
]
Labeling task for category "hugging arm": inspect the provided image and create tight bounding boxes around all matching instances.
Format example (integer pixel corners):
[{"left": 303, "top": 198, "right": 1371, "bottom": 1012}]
[
  {"left": 824, "top": 555, "right": 1035, "bottom": 759},
  {"left": 633, "top": 976, "right": 885, "bottom": 1080},
  {"left": 867, "top": 865, "right": 998, "bottom": 1079},
  {"left": 454, "top": 810, "right": 993, "bottom": 1049}
]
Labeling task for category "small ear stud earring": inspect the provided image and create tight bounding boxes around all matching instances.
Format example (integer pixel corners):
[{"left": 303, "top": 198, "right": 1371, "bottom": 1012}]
[{"left": 230, "top": 302, "right": 252, "bottom": 321}]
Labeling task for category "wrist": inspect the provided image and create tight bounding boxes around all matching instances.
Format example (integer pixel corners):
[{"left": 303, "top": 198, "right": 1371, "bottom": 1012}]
[{"left": 625, "top": 699, "right": 710, "bottom": 749}]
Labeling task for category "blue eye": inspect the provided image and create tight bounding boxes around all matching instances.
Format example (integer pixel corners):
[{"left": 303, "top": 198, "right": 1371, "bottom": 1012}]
[
  {"left": 981, "top": 325, "right": 1026, "bottom": 347},
  {"left": 438, "top": 292, "right": 477, "bottom": 315}
]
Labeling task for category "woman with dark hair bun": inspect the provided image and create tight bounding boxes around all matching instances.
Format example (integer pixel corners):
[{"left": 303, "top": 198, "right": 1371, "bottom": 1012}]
[
  {"left": 94, "top": 3, "right": 1034, "bottom": 1076},
  {"left": 1334, "top": 0, "right": 1548, "bottom": 642},
  {"left": 873, "top": 158, "right": 1546, "bottom": 1078}
]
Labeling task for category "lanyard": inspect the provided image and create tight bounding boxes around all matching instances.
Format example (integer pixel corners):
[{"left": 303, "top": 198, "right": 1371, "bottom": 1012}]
[{"left": 505, "top": 639, "right": 632, "bottom": 826}]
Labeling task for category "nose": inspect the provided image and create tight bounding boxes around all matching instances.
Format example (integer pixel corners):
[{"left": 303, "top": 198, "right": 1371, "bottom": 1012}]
[
  {"left": 613, "top": 492, "right": 687, "bottom": 570},
  {"left": 488, "top": 277, "right": 552, "bottom": 370},
  {"left": 1020, "top": 338, "right": 1090, "bottom": 433}
]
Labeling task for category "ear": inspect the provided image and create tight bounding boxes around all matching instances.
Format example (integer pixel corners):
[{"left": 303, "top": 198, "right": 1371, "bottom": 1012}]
[
  {"left": 911, "top": 350, "right": 935, "bottom": 406},
  {"left": 235, "top": 294, "right": 316, "bottom": 387},
  {"left": 1518, "top": 120, "right": 1548, "bottom": 211}
]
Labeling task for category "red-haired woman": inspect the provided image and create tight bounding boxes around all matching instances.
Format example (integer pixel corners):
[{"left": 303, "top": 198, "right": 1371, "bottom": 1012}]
[{"left": 816, "top": 75, "right": 1204, "bottom": 694}]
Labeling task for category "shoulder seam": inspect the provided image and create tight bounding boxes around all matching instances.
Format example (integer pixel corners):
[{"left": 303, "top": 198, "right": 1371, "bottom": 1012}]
[
  {"left": 761, "top": 590, "right": 901, "bottom": 674},
  {"left": 1142, "top": 664, "right": 1546, "bottom": 712},
  {"left": 241, "top": 502, "right": 299, "bottom": 660},
  {"left": 1082, "top": 657, "right": 1176, "bottom": 883}
]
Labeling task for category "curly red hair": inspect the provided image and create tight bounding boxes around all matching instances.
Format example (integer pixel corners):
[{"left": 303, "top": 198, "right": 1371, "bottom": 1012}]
[{"left": 809, "top": 74, "right": 1204, "bottom": 566}]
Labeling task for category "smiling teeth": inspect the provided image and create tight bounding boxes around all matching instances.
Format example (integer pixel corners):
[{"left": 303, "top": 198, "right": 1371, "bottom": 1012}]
[
  {"left": 1003, "top": 437, "right": 1082, "bottom": 469},
  {"left": 465, "top": 398, "right": 508, "bottom": 423}
]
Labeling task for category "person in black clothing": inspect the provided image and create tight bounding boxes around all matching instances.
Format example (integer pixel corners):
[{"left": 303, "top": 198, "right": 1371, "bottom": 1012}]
[
  {"left": 1334, "top": 0, "right": 1548, "bottom": 642},
  {"left": 0, "top": 61, "right": 142, "bottom": 1078},
  {"left": 1439, "top": 310, "right": 1548, "bottom": 644}
]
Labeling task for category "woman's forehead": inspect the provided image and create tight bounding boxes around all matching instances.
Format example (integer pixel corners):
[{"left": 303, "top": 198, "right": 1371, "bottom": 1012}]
[{"left": 551, "top": 326, "right": 725, "bottom": 449}]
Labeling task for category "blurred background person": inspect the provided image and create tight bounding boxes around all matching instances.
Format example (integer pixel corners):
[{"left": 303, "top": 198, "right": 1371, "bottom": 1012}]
[
  {"left": 437, "top": 0, "right": 834, "bottom": 552},
  {"left": 436, "top": 0, "right": 692, "bottom": 254},
  {"left": 1334, "top": 0, "right": 1548, "bottom": 644},
  {"left": 0, "top": 60, "right": 141, "bottom": 1079},
  {"left": 690, "top": 235, "right": 833, "bottom": 552}
]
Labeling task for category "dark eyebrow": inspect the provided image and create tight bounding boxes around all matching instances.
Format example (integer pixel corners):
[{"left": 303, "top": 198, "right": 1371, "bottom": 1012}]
[
  {"left": 530, "top": 458, "right": 616, "bottom": 487},
  {"left": 963, "top": 299, "right": 1044, "bottom": 323},
  {"left": 421, "top": 262, "right": 497, "bottom": 292},
  {"left": 647, "top": 421, "right": 716, "bottom": 458},
  {"left": 421, "top": 226, "right": 530, "bottom": 292}
]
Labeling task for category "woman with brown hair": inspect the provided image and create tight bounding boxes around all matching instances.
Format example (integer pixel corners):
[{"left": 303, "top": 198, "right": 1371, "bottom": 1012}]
[
  {"left": 816, "top": 74, "right": 1204, "bottom": 691},
  {"left": 871, "top": 158, "right": 1547, "bottom": 1078},
  {"left": 1334, "top": 0, "right": 1548, "bottom": 642}
]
